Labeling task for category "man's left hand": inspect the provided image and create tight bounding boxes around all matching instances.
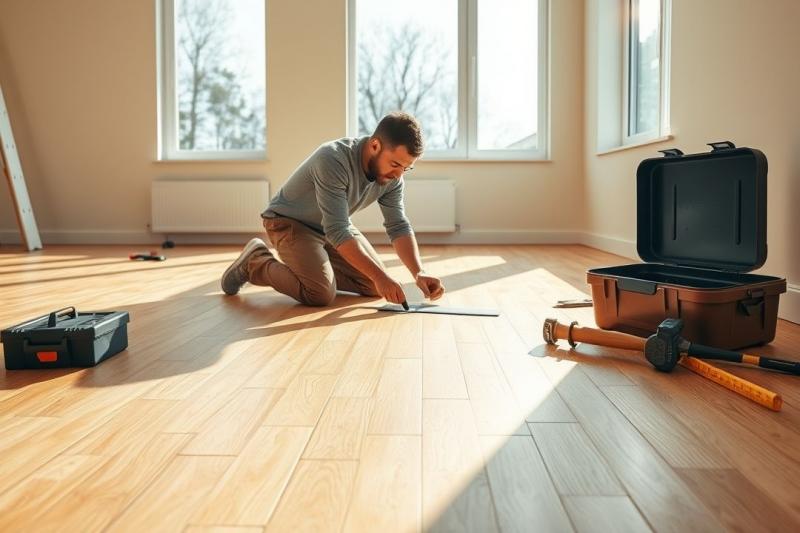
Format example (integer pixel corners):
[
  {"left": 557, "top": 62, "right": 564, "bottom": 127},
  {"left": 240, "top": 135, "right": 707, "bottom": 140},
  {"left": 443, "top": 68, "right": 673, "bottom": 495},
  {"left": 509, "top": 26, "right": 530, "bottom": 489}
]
[{"left": 416, "top": 273, "right": 445, "bottom": 301}]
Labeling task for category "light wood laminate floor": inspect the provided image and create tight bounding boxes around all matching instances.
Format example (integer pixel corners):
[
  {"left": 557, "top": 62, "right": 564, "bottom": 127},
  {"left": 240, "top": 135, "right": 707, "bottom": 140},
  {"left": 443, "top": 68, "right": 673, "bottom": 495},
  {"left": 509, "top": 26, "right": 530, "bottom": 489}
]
[{"left": 1, "top": 244, "right": 798, "bottom": 532}]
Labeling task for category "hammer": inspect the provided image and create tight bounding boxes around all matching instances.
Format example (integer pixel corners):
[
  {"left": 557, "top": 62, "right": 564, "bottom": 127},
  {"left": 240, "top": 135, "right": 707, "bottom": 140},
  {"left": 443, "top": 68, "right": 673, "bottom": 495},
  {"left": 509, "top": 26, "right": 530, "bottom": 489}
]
[
  {"left": 642, "top": 318, "right": 800, "bottom": 375},
  {"left": 542, "top": 318, "right": 785, "bottom": 411}
]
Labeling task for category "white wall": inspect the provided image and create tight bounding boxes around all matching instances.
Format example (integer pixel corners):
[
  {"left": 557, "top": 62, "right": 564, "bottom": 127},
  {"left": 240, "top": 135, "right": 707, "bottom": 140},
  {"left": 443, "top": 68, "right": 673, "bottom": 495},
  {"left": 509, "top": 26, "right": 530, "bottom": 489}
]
[
  {"left": 584, "top": 0, "right": 800, "bottom": 321},
  {"left": 0, "top": 0, "right": 585, "bottom": 245}
]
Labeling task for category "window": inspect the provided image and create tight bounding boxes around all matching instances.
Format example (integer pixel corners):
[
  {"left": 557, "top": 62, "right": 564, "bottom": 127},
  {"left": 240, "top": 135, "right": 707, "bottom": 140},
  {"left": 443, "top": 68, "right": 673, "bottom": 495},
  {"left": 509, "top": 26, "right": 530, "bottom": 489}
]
[
  {"left": 623, "top": 0, "right": 670, "bottom": 145},
  {"left": 348, "top": 0, "right": 548, "bottom": 160},
  {"left": 158, "top": 0, "right": 266, "bottom": 160},
  {"left": 595, "top": 0, "right": 670, "bottom": 152}
]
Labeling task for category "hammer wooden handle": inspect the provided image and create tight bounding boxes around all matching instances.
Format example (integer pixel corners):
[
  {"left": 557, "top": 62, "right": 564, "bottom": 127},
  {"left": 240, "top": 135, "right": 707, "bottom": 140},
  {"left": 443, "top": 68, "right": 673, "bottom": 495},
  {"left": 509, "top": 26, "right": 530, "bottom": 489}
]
[{"left": 544, "top": 318, "right": 646, "bottom": 352}]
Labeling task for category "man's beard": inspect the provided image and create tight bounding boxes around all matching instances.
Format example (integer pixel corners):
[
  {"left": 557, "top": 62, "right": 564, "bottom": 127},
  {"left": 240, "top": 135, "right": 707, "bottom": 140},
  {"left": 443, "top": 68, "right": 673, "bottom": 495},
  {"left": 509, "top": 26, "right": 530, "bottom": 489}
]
[{"left": 366, "top": 153, "right": 381, "bottom": 182}]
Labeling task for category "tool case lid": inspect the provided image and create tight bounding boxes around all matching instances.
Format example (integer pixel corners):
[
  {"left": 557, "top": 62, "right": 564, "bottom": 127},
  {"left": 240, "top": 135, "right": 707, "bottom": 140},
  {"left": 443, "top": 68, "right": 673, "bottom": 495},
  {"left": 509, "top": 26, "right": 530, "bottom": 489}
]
[
  {"left": 0, "top": 307, "right": 130, "bottom": 341},
  {"left": 636, "top": 141, "right": 768, "bottom": 273}
]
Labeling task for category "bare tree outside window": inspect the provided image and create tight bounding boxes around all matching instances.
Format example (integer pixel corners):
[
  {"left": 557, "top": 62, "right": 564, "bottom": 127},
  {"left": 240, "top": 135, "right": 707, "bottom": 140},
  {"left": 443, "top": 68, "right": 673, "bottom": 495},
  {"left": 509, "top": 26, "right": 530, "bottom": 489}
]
[
  {"left": 352, "top": 0, "right": 547, "bottom": 159},
  {"left": 356, "top": 22, "right": 458, "bottom": 150},
  {"left": 176, "top": 0, "right": 265, "bottom": 151}
]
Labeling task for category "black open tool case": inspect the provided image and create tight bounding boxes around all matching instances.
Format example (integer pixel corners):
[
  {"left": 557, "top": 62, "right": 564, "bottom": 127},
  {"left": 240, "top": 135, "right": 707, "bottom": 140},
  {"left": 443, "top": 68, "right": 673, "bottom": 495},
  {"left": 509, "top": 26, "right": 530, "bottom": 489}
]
[{"left": 587, "top": 142, "right": 786, "bottom": 350}]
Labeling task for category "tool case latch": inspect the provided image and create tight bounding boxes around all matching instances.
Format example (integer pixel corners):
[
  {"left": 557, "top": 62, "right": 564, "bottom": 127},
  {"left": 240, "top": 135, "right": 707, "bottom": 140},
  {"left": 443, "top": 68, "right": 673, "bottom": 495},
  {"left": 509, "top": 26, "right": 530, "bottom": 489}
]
[
  {"left": 707, "top": 141, "right": 736, "bottom": 151},
  {"left": 618, "top": 278, "right": 657, "bottom": 295},
  {"left": 658, "top": 148, "right": 684, "bottom": 157},
  {"left": 23, "top": 338, "right": 68, "bottom": 363},
  {"left": 739, "top": 288, "right": 766, "bottom": 317}
]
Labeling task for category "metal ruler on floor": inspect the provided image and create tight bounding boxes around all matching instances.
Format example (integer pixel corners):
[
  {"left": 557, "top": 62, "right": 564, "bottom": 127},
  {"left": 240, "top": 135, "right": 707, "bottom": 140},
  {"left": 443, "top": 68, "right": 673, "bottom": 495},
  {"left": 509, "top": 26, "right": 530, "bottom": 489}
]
[{"left": 0, "top": 82, "right": 41, "bottom": 251}]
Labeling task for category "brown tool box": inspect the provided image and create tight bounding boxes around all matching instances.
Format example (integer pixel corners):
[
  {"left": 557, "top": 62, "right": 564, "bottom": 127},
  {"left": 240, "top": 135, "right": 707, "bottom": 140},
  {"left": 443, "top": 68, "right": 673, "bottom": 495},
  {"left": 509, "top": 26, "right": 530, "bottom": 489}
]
[{"left": 587, "top": 142, "right": 786, "bottom": 350}]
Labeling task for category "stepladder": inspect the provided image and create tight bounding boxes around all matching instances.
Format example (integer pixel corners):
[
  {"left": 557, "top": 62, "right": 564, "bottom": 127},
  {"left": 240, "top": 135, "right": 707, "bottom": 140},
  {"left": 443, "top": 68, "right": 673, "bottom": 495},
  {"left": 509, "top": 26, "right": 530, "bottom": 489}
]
[{"left": 0, "top": 82, "right": 41, "bottom": 251}]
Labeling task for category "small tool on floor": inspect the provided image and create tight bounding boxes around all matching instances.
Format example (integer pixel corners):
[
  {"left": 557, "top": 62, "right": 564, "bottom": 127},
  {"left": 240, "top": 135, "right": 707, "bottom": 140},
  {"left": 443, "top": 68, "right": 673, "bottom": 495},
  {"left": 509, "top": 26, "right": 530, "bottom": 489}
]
[
  {"left": 553, "top": 298, "right": 593, "bottom": 308},
  {"left": 377, "top": 303, "right": 499, "bottom": 317},
  {"left": 129, "top": 251, "right": 166, "bottom": 261},
  {"left": 540, "top": 317, "right": 785, "bottom": 411}
]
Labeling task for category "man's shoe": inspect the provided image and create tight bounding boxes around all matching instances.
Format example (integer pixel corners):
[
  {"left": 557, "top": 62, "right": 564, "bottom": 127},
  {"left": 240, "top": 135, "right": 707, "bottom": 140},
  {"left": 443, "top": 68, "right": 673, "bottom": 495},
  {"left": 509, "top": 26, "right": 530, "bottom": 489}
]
[{"left": 221, "top": 238, "right": 269, "bottom": 295}]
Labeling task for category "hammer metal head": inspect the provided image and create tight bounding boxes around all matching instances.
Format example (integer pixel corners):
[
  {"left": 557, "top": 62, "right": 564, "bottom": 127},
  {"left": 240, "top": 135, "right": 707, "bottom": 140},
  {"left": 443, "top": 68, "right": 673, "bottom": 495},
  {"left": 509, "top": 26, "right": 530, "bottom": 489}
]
[
  {"left": 543, "top": 318, "right": 558, "bottom": 344},
  {"left": 644, "top": 318, "right": 684, "bottom": 372},
  {"left": 657, "top": 318, "right": 684, "bottom": 337}
]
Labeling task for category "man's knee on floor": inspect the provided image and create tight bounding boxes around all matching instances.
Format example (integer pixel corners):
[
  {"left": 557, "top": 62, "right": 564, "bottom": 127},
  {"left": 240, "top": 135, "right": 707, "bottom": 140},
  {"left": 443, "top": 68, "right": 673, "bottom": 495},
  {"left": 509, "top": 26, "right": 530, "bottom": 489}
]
[{"left": 301, "top": 285, "right": 337, "bottom": 306}]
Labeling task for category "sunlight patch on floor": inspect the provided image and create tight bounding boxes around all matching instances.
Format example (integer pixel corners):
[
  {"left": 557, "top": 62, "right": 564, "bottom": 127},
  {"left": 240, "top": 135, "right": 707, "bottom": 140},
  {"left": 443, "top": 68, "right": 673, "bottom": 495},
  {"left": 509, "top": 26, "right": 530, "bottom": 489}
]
[
  {"left": 418, "top": 254, "right": 508, "bottom": 274},
  {"left": 425, "top": 359, "right": 576, "bottom": 529}
]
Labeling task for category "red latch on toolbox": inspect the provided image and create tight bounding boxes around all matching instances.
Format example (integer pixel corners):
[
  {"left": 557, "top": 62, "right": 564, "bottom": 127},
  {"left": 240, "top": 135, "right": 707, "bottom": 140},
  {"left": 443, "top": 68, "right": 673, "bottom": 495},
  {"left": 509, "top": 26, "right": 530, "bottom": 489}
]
[{"left": 36, "top": 351, "right": 58, "bottom": 362}]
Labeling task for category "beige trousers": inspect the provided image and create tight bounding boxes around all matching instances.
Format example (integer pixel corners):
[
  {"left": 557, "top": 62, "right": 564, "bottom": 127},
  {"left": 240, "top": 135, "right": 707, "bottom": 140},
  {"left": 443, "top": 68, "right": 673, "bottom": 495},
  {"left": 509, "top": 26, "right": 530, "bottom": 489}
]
[{"left": 246, "top": 216, "right": 383, "bottom": 306}]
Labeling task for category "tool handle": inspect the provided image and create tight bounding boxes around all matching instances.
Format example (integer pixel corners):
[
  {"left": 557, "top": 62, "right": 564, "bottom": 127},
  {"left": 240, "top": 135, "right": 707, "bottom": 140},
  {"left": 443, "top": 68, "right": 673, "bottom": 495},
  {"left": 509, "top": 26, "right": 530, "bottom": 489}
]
[
  {"left": 544, "top": 318, "right": 646, "bottom": 352},
  {"left": 47, "top": 306, "right": 77, "bottom": 327},
  {"left": 688, "top": 344, "right": 800, "bottom": 376},
  {"left": 687, "top": 343, "right": 743, "bottom": 363},
  {"left": 752, "top": 356, "right": 800, "bottom": 375},
  {"left": 680, "top": 356, "right": 783, "bottom": 411}
]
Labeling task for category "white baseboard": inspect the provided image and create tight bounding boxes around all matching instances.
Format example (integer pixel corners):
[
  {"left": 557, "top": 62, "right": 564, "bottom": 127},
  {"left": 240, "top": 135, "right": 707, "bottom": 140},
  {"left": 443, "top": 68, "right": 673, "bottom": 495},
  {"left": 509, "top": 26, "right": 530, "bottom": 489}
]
[
  {"left": 0, "top": 229, "right": 157, "bottom": 245},
  {"left": 0, "top": 230, "right": 261, "bottom": 246},
  {"left": 579, "top": 232, "right": 638, "bottom": 260},
  {"left": 0, "top": 228, "right": 642, "bottom": 251},
  {"left": 0, "top": 228, "right": 641, "bottom": 257},
  {"left": 780, "top": 284, "right": 800, "bottom": 325},
  {"left": 1, "top": 228, "right": 586, "bottom": 246}
]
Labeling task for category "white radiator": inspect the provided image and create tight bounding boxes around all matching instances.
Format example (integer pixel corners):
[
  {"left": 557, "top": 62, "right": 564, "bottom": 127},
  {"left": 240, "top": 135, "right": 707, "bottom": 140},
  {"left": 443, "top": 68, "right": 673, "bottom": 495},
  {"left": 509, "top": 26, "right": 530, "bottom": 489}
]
[
  {"left": 151, "top": 178, "right": 270, "bottom": 233},
  {"left": 349, "top": 179, "right": 456, "bottom": 232}
]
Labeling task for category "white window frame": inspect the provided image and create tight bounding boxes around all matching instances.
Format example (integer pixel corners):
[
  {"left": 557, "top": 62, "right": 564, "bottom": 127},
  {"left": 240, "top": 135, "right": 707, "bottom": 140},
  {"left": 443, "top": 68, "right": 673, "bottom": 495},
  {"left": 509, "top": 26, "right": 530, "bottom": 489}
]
[
  {"left": 156, "top": 0, "right": 267, "bottom": 161},
  {"left": 622, "top": 0, "right": 671, "bottom": 146},
  {"left": 346, "top": 0, "right": 549, "bottom": 161}
]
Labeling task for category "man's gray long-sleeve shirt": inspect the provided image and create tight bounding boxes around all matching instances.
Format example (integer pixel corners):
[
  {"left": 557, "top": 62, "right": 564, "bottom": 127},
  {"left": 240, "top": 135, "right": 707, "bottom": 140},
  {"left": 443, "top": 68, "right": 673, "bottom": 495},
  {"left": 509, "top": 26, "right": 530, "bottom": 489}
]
[{"left": 262, "top": 136, "right": 413, "bottom": 248}]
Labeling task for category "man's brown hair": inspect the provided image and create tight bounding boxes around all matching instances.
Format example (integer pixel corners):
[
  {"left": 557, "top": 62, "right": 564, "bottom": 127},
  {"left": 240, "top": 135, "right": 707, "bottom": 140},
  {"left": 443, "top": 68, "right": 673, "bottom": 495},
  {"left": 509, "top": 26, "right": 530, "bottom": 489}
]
[{"left": 372, "top": 111, "right": 424, "bottom": 157}]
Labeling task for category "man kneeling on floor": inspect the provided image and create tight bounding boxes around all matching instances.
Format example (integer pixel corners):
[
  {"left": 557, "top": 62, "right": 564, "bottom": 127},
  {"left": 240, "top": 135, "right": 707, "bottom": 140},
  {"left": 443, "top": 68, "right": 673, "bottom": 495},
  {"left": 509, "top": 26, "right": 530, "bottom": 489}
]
[{"left": 221, "top": 111, "right": 445, "bottom": 307}]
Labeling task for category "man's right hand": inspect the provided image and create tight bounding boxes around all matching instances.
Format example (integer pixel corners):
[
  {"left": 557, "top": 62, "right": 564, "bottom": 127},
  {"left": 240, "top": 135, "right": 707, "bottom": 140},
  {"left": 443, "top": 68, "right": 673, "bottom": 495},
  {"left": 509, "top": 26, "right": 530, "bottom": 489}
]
[{"left": 374, "top": 273, "right": 407, "bottom": 305}]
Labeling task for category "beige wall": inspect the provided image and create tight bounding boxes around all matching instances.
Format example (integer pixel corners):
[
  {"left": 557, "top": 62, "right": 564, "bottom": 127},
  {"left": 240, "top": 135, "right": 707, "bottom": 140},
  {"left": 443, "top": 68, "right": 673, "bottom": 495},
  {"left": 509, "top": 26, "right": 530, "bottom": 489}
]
[
  {"left": 584, "top": 0, "right": 800, "bottom": 320},
  {"left": 2, "top": 0, "right": 797, "bottom": 318},
  {"left": 0, "top": 0, "right": 585, "bottom": 244},
  {"left": 3, "top": 0, "right": 795, "bottom": 316}
]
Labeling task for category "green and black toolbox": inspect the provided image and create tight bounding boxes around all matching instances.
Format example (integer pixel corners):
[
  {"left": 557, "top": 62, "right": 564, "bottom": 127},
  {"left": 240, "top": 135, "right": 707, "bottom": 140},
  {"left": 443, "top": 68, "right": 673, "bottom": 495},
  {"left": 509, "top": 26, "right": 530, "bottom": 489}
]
[{"left": 1, "top": 306, "right": 130, "bottom": 369}]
